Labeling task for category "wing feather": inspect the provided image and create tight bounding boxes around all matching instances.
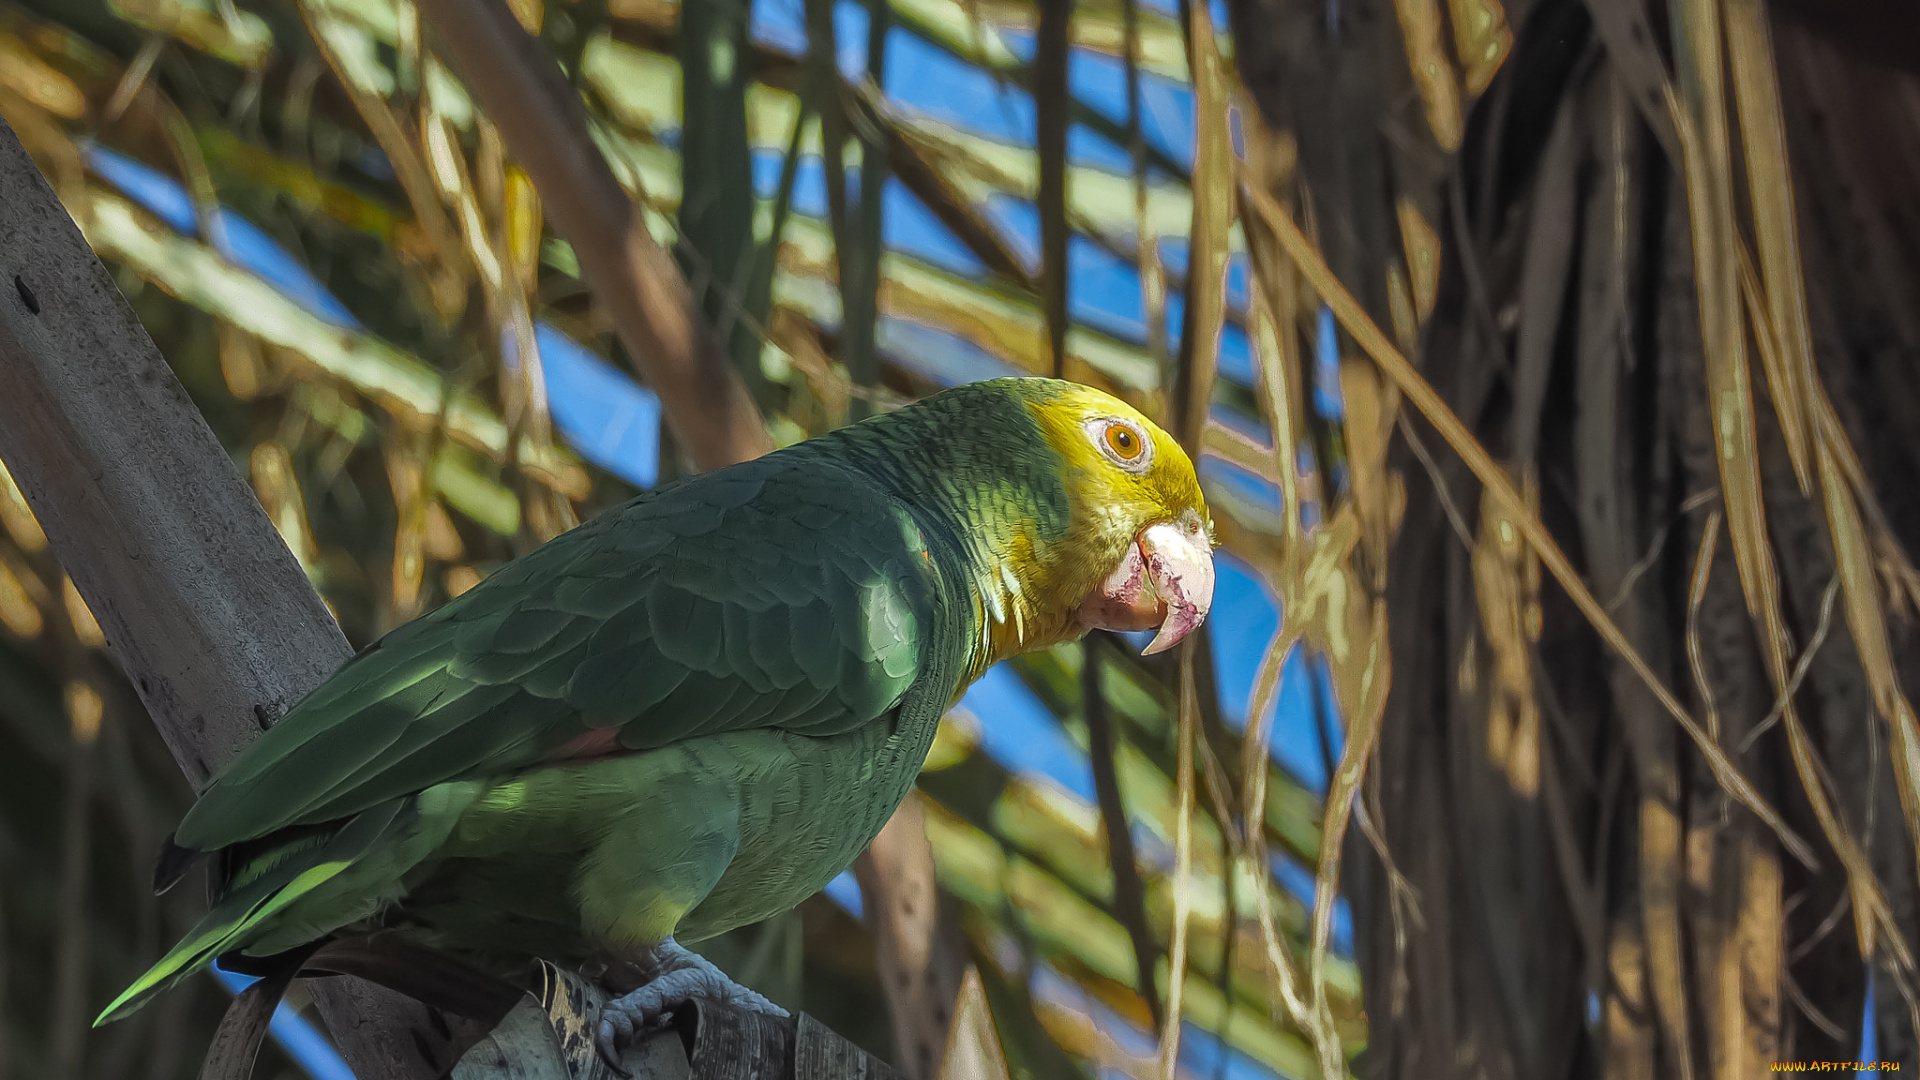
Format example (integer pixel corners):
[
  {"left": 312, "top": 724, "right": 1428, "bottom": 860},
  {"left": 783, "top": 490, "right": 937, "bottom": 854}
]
[{"left": 174, "top": 453, "right": 951, "bottom": 852}]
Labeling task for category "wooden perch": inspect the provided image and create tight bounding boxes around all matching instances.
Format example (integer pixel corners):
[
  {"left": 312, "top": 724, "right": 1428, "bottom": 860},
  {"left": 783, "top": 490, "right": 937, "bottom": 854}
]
[
  {"left": 453, "top": 962, "right": 901, "bottom": 1080},
  {"left": 0, "top": 114, "right": 466, "bottom": 1080}
]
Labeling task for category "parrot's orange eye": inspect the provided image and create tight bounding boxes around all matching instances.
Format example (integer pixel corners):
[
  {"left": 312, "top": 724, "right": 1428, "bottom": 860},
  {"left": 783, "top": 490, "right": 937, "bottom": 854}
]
[{"left": 1089, "top": 418, "right": 1153, "bottom": 472}]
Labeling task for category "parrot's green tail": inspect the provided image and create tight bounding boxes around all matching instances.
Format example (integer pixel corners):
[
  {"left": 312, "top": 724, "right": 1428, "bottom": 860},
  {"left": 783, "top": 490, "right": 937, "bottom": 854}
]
[{"left": 94, "top": 799, "right": 413, "bottom": 1026}]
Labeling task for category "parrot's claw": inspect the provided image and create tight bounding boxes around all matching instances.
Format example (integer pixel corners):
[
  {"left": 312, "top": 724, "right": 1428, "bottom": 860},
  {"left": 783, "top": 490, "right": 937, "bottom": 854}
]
[{"left": 593, "top": 940, "right": 788, "bottom": 1073}]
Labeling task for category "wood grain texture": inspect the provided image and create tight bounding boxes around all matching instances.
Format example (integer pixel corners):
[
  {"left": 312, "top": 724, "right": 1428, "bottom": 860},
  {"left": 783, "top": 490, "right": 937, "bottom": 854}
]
[
  {"left": 796, "top": 1013, "right": 900, "bottom": 1080},
  {"left": 0, "top": 114, "right": 455, "bottom": 1080},
  {"left": 197, "top": 975, "right": 286, "bottom": 1080},
  {"left": 0, "top": 118, "right": 348, "bottom": 789}
]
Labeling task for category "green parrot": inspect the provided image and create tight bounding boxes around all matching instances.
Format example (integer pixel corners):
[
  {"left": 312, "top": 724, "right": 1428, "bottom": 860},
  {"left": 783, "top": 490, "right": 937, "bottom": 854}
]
[{"left": 95, "top": 377, "right": 1215, "bottom": 1058}]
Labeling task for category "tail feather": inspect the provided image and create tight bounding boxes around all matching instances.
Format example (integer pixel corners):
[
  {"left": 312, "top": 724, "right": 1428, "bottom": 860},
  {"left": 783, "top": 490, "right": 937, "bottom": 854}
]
[
  {"left": 96, "top": 855, "right": 357, "bottom": 1025},
  {"left": 151, "top": 834, "right": 198, "bottom": 896},
  {"left": 97, "top": 800, "right": 410, "bottom": 1027}
]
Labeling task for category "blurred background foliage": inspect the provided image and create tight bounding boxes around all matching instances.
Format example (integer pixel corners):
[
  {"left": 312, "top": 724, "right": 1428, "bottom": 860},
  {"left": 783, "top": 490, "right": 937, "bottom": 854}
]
[{"left": 1, "top": 0, "right": 1919, "bottom": 1077}]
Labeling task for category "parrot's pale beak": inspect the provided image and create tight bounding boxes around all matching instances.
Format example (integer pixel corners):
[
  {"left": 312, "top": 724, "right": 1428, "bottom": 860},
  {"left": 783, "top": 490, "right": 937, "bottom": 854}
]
[{"left": 1077, "top": 509, "right": 1216, "bottom": 655}]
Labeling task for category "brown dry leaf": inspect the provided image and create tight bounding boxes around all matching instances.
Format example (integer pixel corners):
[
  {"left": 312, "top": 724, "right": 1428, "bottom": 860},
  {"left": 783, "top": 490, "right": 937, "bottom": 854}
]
[
  {"left": 1237, "top": 625, "right": 1316, "bottom": 1037},
  {"left": 1341, "top": 359, "right": 1400, "bottom": 586},
  {"left": 385, "top": 439, "right": 430, "bottom": 621},
  {"left": 607, "top": 0, "right": 674, "bottom": 22},
  {"left": 1244, "top": 108, "right": 1299, "bottom": 188},
  {"left": 1670, "top": 0, "right": 1762, "bottom": 633},
  {"left": 109, "top": 0, "right": 273, "bottom": 68},
  {"left": 769, "top": 308, "right": 851, "bottom": 431},
  {"left": 250, "top": 442, "right": 320, "bottom": 583},
  {"left": 0, "top": 32, "right": 85, "bottom": 119},
  {"left": 1808, "top": 387, "right": 1920, "bottom": 616},
  {"left": 1294, "top": 509, "right": 1365, "bottom": 699},
  {"left": 1817, "top": 430, "right": 1920, "bottom": 925},
  {"left": 1202, "top": 419, "right": 1281, "bottom": 485},
  {"left": 1180, "top": 0, "right": 1234, "bottom": 447},
  {"left": 1738, "top": 252, "right": 1807, "bottom": 500},
  {"left": 65, "top": 679, "right": 103, "bottom": 745},
  {"left": 1726, "top": 0, "right": 1817, "bottom": 491},
  {"left": 1639, "top": 797, "right": 1694, "bottom": 1080},
  {"left": 300, "top": 2, "right": 469, "bottom": 319},
  {"left": 0, "top": 82, "right": 87, "bottom": 205},
  {"left": 1237, "top": 170, "right": 1816, "bottom": 868},
  {"left": 1236, "top": 481, "right": 1374, "bottom": 1080},
  {"left": 503, "top": 0, "right": 542, "bottom": 33},
  {"left": 423, "top": 502, "right": 465, "bottom": 563},
  {"left": 0, "top": 552, "right": 43, "bottom": 640},
  {"left": 1604, "top": 920, "right": 1657, "bottom": 1080},
  {"left": 505, "top": 166, "right": 543, "bottom": 293},
  {"left": 1387, "top": 264, "right": 1418, "bottom": 358},
  {"left": 938, "top": 968, "right": 1013, "bottom": 1080},
  {"left": 81, "top": 190, "right": 588, "bottom": 499},
  {"left": 1728, "top": 833, "right": 1785, "bottom": 1077},
  {"left": 1684, "top": 511, "right": 1726, "bottom": 744},
  {"left": 1673, "top": 0, "right": 1915, "bottom": 985},
  {"left": 1247, "top": 296, "right": 1304, "bottom": 523},
  {"left": 218, "top": 322, "right": 265, "bottom": 401},
  {"left": 1723, "top": 0, "right": 1920, "bottom": 940},
  {"left": 1233, "top": 130, "right": 1332, "bottom": 1049},
  {"left": 1396, "top": 198, "right": 1441, "bottom": 325},
  {"left": 1240, "top": 109, "right": 1309, "bottom": 559},
  {"left": 61, "top": 575, "right": 105, "bottom": 648},
  {"left": 450, "top": 116, "right": 559, "bottom": 489},
  {"left": 0, "top": 459, "right": 47, "bottom": 553},
  {"left": 1309, "top": 596, "right": 1386, "bottom": 1080},
  {"left": 1393, "top": 0, "right": 1463, "bottom": 151},
  {"left": 1447, "top": 0, "right": 1512, "bottom": 95},
  {"left": 445, "top": 564, "right": 483, "bottom": 598},
  {"left": 1472, "top": 469, "right": 1542, "bottom": 796},
  {"left": 1032, "top": 994, "right": 1163, "bottom": 1080}
]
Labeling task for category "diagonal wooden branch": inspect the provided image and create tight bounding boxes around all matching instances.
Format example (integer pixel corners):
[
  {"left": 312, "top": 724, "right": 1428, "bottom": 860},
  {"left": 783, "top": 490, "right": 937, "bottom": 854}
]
[
  {"left": 411, "top": 0, "right": 774, "bottom": 471},
  {"left": 0, "top": 116, "right": 461, "bottom": 1079}
]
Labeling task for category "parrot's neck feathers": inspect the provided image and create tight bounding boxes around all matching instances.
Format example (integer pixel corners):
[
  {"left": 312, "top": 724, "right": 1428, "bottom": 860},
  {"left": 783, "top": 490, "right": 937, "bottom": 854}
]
[
  {"left": 807, "top": 386, "right": 1081, "bottom": 678},
  {"left": 957, "top": 533, "right": 1060, "bottom": 681},
  {"left": 973, "top": 559, "right": 1028, "bottom": 653},
  {"left": 997, "top": 563, "right": 1028, "bottom": 646}
]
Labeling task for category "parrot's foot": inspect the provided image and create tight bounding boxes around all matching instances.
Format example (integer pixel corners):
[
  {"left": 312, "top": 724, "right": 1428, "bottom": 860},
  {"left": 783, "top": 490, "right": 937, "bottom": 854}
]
[{"left": 594, "top": 939, "right": 788, "bottom": 1072}]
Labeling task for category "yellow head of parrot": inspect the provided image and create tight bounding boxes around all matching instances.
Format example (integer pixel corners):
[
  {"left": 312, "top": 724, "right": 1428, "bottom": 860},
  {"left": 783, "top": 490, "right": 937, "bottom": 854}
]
[{"left": 1020, "top": 381, "right": 1216, "bottom": 655}]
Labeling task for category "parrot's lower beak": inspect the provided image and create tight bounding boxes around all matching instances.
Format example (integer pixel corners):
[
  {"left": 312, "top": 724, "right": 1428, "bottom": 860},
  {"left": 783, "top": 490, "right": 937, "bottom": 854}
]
[{"left": 1077, "top": 510, "right": 1216, "bottom": 655}]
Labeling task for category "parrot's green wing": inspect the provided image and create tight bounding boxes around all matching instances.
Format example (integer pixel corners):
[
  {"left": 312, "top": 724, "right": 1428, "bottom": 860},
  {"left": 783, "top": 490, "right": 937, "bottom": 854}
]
[{"left": 174, "top": 449, "right": 955, "bottom": 854}]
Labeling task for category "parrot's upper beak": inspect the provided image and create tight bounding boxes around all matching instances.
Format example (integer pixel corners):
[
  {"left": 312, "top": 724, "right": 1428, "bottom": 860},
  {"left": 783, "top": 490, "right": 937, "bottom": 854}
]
[{"left": 1077, "top": 509, "right": 1216, "bottom": 655}]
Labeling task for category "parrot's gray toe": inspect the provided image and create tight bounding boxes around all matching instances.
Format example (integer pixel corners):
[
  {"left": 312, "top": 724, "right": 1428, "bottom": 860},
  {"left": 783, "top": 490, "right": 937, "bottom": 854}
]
[{"left": 594, "top": 942, "right": 788, "bottom": 1071}]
